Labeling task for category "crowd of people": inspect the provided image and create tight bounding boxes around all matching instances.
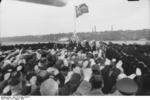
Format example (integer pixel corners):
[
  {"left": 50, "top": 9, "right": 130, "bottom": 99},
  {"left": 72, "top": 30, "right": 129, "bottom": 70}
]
[{"left": 0, "top": 40, "right": 150, "bottom": 96}]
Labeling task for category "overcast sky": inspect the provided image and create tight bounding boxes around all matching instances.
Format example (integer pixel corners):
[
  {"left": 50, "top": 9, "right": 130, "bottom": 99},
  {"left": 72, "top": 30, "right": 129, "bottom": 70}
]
[{"left": 0, "top": 0, "right": 150, "bottom": 37}]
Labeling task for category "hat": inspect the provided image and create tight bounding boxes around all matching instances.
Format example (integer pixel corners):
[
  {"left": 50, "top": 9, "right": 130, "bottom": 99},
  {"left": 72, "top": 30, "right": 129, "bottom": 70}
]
[
  {"left": 116, "top": 78, "right": 138, "bottom": 95},
  {"left": 40, "top": 78, "right": 58, "bottom": 95}
]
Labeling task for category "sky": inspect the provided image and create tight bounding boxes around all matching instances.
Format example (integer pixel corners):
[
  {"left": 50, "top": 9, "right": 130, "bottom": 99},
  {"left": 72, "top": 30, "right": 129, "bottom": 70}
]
[{"left": 0, "top": 0, "right": 150, "bottom": 37}]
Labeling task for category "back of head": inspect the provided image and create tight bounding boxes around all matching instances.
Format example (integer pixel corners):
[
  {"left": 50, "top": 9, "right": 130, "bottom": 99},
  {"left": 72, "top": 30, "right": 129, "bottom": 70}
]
[
  {"left": 90, "top": 65, "right": 103, "bottom": 89},
  {"left": 40, "top": 78, "right": 58, "bottom": 96},
  {"left": 90, "top": 74, "right": 103, "bottom": 89}
]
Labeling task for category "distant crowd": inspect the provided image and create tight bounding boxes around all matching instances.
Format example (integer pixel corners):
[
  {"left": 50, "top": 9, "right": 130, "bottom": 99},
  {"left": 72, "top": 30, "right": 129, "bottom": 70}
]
[{"left": 0, "top": 40, "right": 150, "bottom": 96}]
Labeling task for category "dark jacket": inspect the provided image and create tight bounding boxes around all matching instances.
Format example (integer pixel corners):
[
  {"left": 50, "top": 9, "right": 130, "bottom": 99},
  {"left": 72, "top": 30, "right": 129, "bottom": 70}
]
[
  {"left": 59, "top": 73, "right": 81, "bottom": 95},
  {"left": 101, "top": 66, "right": 121, "bottom": 94}
]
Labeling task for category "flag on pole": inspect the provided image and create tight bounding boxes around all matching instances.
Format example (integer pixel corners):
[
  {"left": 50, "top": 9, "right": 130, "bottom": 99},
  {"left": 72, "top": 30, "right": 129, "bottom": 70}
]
[{"left": 75, "top": 3, "right": 89, "bottom": 18}]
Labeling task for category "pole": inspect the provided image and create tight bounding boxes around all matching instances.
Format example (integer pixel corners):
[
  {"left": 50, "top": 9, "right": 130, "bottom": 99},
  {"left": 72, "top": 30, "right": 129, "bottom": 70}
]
[
  {"left": 74, "top": 6, "right": 77, "bottom": 38},
  {"left": 111, "top": 25, "right": 113, "bottom": 31},
  {"left": 73, "top": 5, "right": 79, "bottom": 42},
  {"left": 94, "top": 25, "right": 96, "bottom": 32},
  {"left": 0, "top": 3, "right": 2, "bottom": 47}
]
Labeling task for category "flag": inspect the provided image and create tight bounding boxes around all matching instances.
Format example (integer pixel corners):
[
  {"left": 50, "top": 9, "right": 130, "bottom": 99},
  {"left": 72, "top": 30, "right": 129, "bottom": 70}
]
[{"left": 75, "top": 3, "right": 89, "bottom": 18}]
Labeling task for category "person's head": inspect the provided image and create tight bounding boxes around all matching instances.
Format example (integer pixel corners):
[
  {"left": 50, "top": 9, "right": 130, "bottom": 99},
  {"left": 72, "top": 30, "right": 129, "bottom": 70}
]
[
  {"left": 46, "top": 54, "right": 57, "bottom": 67},
  {"left": 60, "top": 66, "right": 69, "bottom": 76},
  {"left": 2, "top": 64, "right": 14, "bottom": 73},
  {"left": 26, "top": 72, "right": 36, "bottom": 81},
  {"left": 11, "top": 71, "right": 21, "bottom": 79},
  {"left": 40, "top": 78, "right": 58, "bottom": 96},
  {"left": 16, "top": 65, "right": 23, "bottom": 72},
  {"left": 90, "top": 74, "right": 103, "bottom": 89},
  {"left": 89, "top": 40, "right": 96, "bottom": 48},
  {"left": 37, "top": 70, "right": 49, "bottom": 84},
  {"left": 95, "top": 57, "right": 105, "bottom": 65},
  {"left": 82, "top": 60, "right": 90, "bottom": 68},
  {"left": 29, "top": 76, "right": 37, "bottom": 85},
  {"left": 54, "top": 59, "right": 64, "bottom": 70},
  {"left": 38, "top": 58, "right": 47, "bottom": 68},
  {"left": 87, "top": 53, "right": 94, "bottom": 59},
  {"left": 77, "top": 60, "right": 83, "bottom": 68},
  {"left": 8, "top": 78, "right": 22, "bottom": 95},
  {"left": 90, "top": 64, "right": 103, "bottom": 89}
]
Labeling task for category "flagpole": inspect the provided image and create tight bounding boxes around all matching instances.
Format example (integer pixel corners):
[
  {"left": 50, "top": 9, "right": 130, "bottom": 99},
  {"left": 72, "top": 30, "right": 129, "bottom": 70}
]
[
  {"left": 74, "top": 5, "right": 77, "bottom": 38},
  {"left": 73, "top": 5, "right": 79, "bottom": 43},
  {"left": 0, "top": 3, "right": 2, "bottom": 47}
]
